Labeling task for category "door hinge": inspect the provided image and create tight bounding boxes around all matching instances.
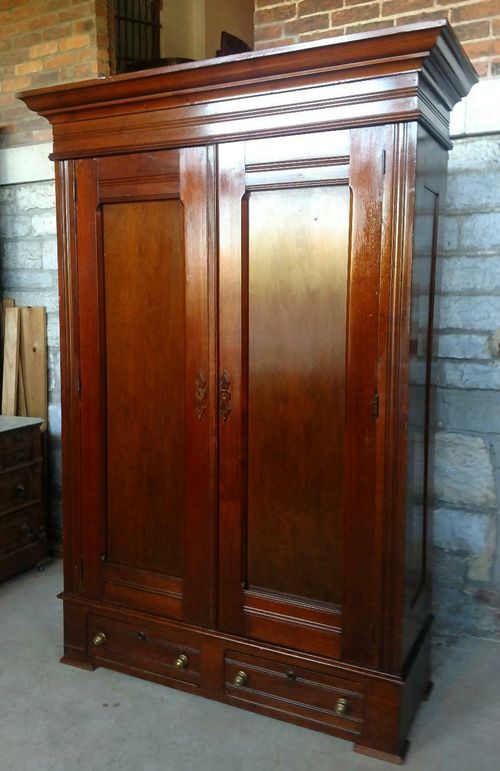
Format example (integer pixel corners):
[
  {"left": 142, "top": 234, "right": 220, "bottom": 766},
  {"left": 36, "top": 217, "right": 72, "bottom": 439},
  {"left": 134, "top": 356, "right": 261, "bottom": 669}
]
[
  {"left": 76, "top": 375, "right": 81, "bottom": 395},
  {"left": 371, "top": 391, "right": 380, "bottom": 418},
  {"left": 381, "top": 149, "right": 386, "bottom": 175},
  {"left": 72, "top": 173, "right": 77, "bottom": 203}
]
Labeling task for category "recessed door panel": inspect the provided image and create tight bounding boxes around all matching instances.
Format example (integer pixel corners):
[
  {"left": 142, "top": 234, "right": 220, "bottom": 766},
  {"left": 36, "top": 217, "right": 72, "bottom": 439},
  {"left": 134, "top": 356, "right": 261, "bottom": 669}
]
[
  {"left": 218, "top": 128, "right": 387, "bottom": 664},
  {"left": 247, "top": 186, "right": 349, "bottom": 604},
  {"left": 103, "top": 200, "right": 185, "bottom": 577},
  {"left": 76, "top": 148, "right": 214, "bottom": 627}
]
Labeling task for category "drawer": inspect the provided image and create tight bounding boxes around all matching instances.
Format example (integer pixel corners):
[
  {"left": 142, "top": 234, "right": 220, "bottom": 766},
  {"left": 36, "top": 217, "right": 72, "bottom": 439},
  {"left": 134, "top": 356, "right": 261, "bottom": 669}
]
[
  {"left": 225, "top": 650, "right": 365, "bottom": 735},
  {"left": 88, "top": 614, "right": 201, "bottom": 687},
  {"left": 0, "top": 508, "right": 40, "bottom": 556},
  {"left": 0, "top": 470, "right": 34, "bottom": 507},
  {"left": 4, "top": 447, "right": 34, "bottom": 469},
  {"left": 3, "top": 429, "right": 33, "bottom": 453}
]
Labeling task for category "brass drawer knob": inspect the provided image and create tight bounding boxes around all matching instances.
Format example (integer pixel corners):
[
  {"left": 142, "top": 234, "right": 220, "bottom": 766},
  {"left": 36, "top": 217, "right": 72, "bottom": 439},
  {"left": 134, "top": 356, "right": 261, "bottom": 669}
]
[
  {"left": 335, "top": 697, "right": 350, "bottom": 716},
  {"left": 175, "top": 654, "right": 188, "bottom": 669},
  {"left": 92, "top": 632, "right": 107, "bottom": 647},
  {"left": 233, "top": 670, "right": 248, "bottom": 687},
  {"left": 21, "top": 522, "right": 34, "bottom": 539},
  {"left": 15, "top": 482, "right": 27, "bottom": 498}
]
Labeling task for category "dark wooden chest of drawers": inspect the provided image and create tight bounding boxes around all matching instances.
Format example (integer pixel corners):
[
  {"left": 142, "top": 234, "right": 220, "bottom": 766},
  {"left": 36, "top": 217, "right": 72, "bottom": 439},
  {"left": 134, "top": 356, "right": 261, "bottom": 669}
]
[{"left": 0, "top": 417, "right": 47, "bottom": 581}]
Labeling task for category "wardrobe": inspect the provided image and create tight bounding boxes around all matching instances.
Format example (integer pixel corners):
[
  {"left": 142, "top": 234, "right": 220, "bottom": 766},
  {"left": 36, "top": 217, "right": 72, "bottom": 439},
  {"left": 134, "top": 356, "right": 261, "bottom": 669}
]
[{"left": 20, "top": 20, "right": 476, "bottom": 762}]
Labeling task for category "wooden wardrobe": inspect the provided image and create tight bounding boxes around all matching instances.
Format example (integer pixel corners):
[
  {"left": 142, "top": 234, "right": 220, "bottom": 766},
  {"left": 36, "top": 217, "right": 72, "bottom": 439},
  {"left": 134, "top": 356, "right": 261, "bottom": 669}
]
[{"left": 20, "top": 21, "right": 476, "bottom": 763}]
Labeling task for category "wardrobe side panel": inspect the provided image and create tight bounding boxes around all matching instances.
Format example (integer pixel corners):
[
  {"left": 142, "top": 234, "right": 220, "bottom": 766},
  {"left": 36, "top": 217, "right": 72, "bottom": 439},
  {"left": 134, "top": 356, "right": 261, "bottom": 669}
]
[{"left": 403, "top": 127, "right": 448, "bottom": 663}]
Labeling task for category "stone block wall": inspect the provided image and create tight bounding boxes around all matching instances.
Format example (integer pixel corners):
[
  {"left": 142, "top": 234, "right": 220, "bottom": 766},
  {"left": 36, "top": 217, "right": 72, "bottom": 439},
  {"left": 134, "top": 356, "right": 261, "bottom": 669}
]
[
  {"left": 432, "top": 130, "right": 500, "bottom": 637},
  {"left": 0, "top": 167, "right": 60, "bottom": 540}
]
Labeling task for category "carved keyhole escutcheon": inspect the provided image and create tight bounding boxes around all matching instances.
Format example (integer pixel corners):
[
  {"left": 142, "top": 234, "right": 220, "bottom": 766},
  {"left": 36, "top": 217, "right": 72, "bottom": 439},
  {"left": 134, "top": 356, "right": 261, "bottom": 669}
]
[
  {"left": 219, "top": 371, "right": 231, "bottom": 421},
  {"left": 195, "top": 369, "right": 208, "bottom": 421}
]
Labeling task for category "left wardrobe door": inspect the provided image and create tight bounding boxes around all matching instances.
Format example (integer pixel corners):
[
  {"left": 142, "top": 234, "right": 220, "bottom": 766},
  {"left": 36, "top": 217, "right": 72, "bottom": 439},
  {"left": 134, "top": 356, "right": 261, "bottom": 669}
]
[{"left": 73, "top": 148, "right": 215, "bottom": 627}]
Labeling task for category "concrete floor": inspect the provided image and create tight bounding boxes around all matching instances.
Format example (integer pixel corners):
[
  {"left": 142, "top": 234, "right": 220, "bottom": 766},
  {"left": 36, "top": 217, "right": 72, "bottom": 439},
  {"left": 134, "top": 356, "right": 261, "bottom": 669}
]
[{"left": 0, "top": 561, "right": 499, "bottom": 771}]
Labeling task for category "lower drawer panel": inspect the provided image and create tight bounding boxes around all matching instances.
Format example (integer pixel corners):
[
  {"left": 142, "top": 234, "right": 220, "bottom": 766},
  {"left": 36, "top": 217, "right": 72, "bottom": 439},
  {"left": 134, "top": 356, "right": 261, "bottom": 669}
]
[
  {"left": 0, "top": 469, "right": 36, "bottom": 508},
  {"left": 225, "top": 650, "right": 365, "bottom": 735},
  {"left": 0, "top": 507, "right": 41, "bottom": 556},
  {"left": 88, "top": 614, "right": 201, "bottom": 687}
]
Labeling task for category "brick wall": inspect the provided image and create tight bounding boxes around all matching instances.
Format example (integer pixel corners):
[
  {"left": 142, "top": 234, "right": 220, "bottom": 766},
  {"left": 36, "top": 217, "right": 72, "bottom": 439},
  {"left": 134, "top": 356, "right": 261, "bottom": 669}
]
[
  {"left": 0, "top": 0, "right": 110, "bottom": 148},
  {"left": 254, "top": 0, "right": 500, "bottom": 77},
  {"left": 1, "top": 2, "right": 111, "bottom": 543}
]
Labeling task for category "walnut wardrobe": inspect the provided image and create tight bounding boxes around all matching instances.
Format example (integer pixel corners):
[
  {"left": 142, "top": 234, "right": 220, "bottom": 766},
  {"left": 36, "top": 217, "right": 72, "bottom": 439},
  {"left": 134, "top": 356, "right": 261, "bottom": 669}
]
[{"left": 20, "top": 21, "right": 476, "bottom": 763}]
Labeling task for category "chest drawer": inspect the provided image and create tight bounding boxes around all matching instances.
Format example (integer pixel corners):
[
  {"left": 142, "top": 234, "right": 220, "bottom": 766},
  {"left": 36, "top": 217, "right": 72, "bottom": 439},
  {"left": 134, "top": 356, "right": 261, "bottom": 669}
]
[
  {"left": 88, "top": 614, "right": 201, "bottom": 687},
  {"left": 0, "top": 428, "right": 34, "bottom": 468},
  {"left": 4, "top": 447, "right": 34, "bottom": 468},
  {"left": 0, "top": 470, "right": 36, "bottom": 508},
  {"left": 0, "top": 507, "right": 40, "bottom": 555},
  {"left": 225, "top": 650, "right": 365, "bottom": 735}
]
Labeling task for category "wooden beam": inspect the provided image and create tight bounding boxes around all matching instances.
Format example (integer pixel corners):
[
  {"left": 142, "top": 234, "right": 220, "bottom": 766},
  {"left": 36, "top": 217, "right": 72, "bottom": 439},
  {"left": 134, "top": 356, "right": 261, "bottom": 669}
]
[
  {"left": 19, "top": 307, "right": 48, "bottom": 430},
  {"left": 1, "top": 307, "right": 20, "bottom": 416}
]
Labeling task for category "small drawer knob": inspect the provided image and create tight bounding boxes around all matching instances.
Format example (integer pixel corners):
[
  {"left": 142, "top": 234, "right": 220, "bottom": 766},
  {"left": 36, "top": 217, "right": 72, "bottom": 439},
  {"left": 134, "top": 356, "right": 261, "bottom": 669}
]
[
  {"left": 15, "top": 483, "right": 27, "bottom": 498},
  {"left": 21, "top": 522, "right": 34, "bottom": 539},
  {"left": 286, "top": 669, "right": 297, "bottom": 682},
  {"left": 175, "top": 654, "right": 188, "bottom": 669},
  {"left": 233, "top": 670, "right": 248, "bottom": 687},
  {"left": 335, "top": 697, "right": 350, "bottom": 716},
  {"left": 92, "top": 632, "right": 107, "bottom": 647},
  {"left": 137, "top": 632, "right": 146, "bottom": 641}
]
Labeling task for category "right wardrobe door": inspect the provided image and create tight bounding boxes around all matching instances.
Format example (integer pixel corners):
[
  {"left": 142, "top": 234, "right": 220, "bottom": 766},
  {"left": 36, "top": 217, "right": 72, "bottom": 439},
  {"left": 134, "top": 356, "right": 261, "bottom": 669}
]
[{"left": 217, "top": 127, "right": 391, "bottom": 667}]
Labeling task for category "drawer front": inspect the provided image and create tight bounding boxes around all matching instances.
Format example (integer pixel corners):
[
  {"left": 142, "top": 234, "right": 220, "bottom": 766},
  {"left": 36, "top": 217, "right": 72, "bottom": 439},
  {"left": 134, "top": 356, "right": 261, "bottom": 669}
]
[
  {"left": 4, "top": 448, "right": 34, "bottom": 469},
  {"left": 225, "top": 650, "right": 364, "bottom": 734},
  {"left": 88, "top": 614, "right": 201, "bottom": 686},
  {"left": 3, "top": 428, "right": 34, "bottom": 453},
  {"left": 0, "top": 508, "right": 40, "bottom": 555},
  {"left": 0, "top": 470, "right": 34, "bottom": 507}
]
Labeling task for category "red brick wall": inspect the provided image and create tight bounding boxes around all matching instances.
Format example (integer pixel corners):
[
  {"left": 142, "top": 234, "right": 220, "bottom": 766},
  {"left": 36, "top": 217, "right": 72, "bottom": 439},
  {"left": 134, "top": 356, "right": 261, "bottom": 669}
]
[
  {"left": 254, "top": 0, "right": 500, "bottom": 77},
  {"left": 0, "top": 0, "right": 111, "bottom": 147}
]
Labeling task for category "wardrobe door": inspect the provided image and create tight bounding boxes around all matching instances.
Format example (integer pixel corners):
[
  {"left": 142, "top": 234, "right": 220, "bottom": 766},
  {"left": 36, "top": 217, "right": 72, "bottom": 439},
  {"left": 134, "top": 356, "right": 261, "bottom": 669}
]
[
  {"left": 218, "top": 128, "right": 389, "bottom": 665},
  {"left": 75, "top": 147, "right": 215, "bottom": 627}
]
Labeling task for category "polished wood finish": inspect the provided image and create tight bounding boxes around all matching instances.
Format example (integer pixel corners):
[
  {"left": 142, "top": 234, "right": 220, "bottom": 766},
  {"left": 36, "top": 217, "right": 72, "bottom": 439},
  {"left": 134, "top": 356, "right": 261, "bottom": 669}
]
[
  {"left": 246, "top": 184, "right": 347, "bottom": 604},
  {"left": 0, "top": 417, "right": 47, "bottom": 581},
  {"left": 103, "top": 199, "right": 185, "bottom": 578},
  {"left": 20, "top": 21, "right": 476, "bottom": 763}
]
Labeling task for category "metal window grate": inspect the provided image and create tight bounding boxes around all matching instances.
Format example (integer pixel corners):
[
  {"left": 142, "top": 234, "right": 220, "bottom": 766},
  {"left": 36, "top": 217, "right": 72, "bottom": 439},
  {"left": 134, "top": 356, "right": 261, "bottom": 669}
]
[{"left": 113, "top": 0, "right": 161, "bottom": 73}]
